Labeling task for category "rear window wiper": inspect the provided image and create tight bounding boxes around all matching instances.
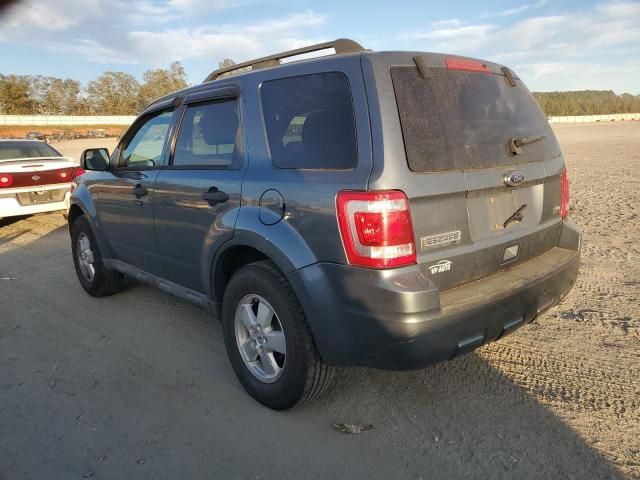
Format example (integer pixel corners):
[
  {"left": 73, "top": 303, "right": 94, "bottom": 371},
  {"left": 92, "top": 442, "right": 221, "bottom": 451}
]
[{"left": 509, "top": 135, "right": 545, "bottom": 155}]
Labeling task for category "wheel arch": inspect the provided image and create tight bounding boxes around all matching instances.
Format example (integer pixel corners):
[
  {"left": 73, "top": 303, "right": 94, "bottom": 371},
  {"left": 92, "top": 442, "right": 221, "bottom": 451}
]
[
  {"left": 67, "top": 196, "right": 113, "bottom": 259},
  {"left": 210, "top": 233, "right": 341, "bottom": 369},
  {"left": 67, "top": 204, "right": 85, "bottom": 232},
  {"left": 210, "top": 232, "right": 298, "bottom": 314}
]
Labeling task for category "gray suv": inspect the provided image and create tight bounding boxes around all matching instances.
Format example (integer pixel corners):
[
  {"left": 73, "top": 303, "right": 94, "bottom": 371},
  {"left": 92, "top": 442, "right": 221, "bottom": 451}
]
[{"left": 69, "top": 39, "right": 581, "bottom": 410}]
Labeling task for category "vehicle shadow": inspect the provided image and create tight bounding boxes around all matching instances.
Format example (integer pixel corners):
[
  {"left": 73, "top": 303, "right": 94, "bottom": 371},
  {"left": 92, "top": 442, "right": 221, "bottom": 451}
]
[
  {"left": 0, "top": 214, "right": 31, "bottom": 229},
  {"left": 298, "top": 350, "right": 624, "bottom": 479}
]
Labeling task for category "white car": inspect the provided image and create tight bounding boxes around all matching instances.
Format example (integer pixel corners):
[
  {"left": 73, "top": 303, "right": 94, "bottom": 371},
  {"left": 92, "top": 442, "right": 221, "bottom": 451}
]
[{"left": 0, "top": 140, "right": 83, "bottom": 218}]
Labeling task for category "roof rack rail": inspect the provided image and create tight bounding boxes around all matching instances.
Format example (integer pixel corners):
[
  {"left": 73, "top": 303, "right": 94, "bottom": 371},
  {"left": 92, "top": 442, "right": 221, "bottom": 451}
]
[{"left": 203, "top": 38, "right": 365, "bottom": 82}]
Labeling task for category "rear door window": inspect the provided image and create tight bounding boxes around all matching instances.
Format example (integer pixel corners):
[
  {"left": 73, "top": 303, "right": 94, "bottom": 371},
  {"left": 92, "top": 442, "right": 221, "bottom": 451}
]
[
  {"left": 391, "top": 66, "right": 557, "bottom": 172},
  {"left": 173, "top": 98, "right": 241, "bottom": 168},
  {"left": 261, "top": 72, "right": 357, "bottom": 170}
]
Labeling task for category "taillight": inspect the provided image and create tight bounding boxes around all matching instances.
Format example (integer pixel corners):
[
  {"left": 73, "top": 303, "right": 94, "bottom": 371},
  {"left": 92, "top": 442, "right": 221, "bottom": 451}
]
[
  {"left": 560, "top": 168, "right": 570, "bottom": 218},
  {"left": 0, "top": 173, "right": 14, "bottom": 187},
  {"left": 336, "top": 190, "right": 416, "bottom": 268},
  {"left": 56, "top": 170, "right": 70, "bottom": 180},
  {"left": 73, "top": 167, "right": 85, "bottom": 179},
  {"left": 445, "top": 57, "right": 491, "bottom": 74}
]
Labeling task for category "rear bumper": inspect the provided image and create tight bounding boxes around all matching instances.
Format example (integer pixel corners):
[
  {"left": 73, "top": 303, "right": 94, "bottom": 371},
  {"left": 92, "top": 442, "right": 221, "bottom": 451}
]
[
  {"left": 288, "top": 221, "right": 581, "bottom": 370},
  {"left": 0, "top": 190, "right": 70, "bottom": 218}
]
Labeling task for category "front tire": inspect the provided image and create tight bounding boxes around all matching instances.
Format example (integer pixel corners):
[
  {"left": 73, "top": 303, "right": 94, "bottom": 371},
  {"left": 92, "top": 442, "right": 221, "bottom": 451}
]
[
  {"left": 71, "top": 215, "right": 124, "bottom": 297},
  {"left": 222, "top": 261, "right": 334, "bottom": 410}
]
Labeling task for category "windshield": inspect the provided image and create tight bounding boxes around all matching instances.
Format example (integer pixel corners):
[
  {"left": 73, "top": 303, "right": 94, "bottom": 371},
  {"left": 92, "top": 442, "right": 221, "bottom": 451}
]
[
  {"left": 391, "top": 66, "right": 558, "bottom": 172},
  {"left": 0, "top": 142, "right": 63, "bottom": 161}
]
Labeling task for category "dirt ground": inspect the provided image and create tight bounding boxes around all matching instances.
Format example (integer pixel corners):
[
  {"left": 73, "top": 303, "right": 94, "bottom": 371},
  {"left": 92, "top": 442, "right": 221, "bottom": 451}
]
[{"left": 1, "top": 123, "right": 638, "bottom": 479}]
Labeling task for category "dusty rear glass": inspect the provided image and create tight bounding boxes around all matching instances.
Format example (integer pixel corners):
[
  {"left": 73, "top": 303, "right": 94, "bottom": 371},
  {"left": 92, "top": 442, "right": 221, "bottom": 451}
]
[{"left": 391, "top": 66, "right": 558, "bottom": 172}]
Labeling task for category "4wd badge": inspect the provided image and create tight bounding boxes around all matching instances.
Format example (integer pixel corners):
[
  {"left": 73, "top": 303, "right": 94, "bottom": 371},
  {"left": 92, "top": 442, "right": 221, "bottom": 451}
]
[{"left": 428, "top": 260, "right": 452, "bottom": 275}]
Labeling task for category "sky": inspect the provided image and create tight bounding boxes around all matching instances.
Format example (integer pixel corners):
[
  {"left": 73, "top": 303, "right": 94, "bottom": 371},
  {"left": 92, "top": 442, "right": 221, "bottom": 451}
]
[{"left": 0, "top": 0, "right": 639, "bottom": 93}]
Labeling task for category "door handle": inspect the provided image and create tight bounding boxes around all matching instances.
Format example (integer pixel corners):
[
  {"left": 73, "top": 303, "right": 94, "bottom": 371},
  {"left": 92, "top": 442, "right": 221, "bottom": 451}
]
[
  {"left": 132, "top": 184, "right": 148, "bottom": 199},
  {"left": 202, "top": 187, "right": 229, "bottom": 206}
]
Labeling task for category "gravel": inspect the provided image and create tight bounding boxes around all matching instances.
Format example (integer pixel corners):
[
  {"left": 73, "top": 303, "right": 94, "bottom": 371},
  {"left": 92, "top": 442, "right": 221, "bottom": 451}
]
[{"left": 0, "top": 123, "right": 638, "bottom": 479}]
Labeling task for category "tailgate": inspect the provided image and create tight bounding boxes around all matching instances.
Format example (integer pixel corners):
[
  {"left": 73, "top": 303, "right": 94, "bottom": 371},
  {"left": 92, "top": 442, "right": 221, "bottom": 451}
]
[{"left": 389, "top": 55, "right": 565, "bottom": 290}]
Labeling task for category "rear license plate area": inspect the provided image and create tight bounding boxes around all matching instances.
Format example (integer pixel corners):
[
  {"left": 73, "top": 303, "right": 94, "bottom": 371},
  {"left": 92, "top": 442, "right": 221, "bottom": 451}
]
[
  {"left": 17, "top": 189, "right": 65, "bottom": 206},
  {"left": 467, "top": 185, "right": 544, "bottom": 240}
]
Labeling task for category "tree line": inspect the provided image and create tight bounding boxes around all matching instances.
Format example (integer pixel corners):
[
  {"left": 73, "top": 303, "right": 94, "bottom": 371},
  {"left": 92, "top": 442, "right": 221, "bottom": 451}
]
[
  {"left": 0, "top": 62, "right": 188, "bottom": 116},
  {"left": 533, "top": 90, "right": 640, "bottom": 116},
  {"left": 1, "top": 60, "right": 639, "bottom": 117}
]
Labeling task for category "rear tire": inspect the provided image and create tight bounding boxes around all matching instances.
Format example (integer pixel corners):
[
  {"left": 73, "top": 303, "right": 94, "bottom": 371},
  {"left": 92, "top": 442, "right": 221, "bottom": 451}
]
[
  {"left": 222, "top": 261, "right": 334, "bottom": 410},
  {"left": 71, "top": 215, "right": 124, "bottom": 297}
]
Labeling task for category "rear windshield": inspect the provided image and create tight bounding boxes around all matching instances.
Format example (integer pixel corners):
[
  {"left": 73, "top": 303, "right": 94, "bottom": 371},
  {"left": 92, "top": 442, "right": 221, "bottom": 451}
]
[
  {"left": 391, "top": 66, "right": 557, "bottom": 172},
  {"left": 0, "top": 142, "right": 62, "bottom": 161}
]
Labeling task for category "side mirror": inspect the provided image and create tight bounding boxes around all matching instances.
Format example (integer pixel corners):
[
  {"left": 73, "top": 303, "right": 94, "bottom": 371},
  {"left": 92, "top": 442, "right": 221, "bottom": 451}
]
[{"left": 80, "top": 148, "right": 110, "bottom": 171}]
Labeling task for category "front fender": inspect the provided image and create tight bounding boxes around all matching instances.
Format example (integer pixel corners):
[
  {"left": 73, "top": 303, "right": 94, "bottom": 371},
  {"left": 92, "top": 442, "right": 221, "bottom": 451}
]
[{"left": 69, "top": 182, "right": 113, "bottom": 259}]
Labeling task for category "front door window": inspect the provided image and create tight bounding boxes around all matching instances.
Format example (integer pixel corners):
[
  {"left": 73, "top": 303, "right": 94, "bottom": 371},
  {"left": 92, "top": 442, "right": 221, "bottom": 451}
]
[{"left": 120, "top": 110, "right": 174, "bottom": 168}]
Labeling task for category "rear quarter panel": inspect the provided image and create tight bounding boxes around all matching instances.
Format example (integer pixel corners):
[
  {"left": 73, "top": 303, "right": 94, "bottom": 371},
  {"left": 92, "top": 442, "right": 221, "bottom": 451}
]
[{"left": 235, "top": 54, "right": 373, "bottom": 269}]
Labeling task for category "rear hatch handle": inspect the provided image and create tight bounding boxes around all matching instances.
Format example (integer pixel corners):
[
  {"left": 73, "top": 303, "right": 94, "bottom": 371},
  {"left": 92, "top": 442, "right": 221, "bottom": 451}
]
[{"left": 509, "top": 135, "right": 545, "bottom": 155}]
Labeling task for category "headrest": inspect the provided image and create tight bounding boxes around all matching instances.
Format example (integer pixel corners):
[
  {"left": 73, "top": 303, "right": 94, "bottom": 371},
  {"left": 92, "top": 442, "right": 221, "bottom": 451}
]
[
  {"left": 303, "top": 110, "right": 334, "bottom": 159},
  {"left": 302, "top": 110, "right": 354, "bottom": 168},
  {"left": 198, "top": 102, "right": 239, "bottom": 145}
]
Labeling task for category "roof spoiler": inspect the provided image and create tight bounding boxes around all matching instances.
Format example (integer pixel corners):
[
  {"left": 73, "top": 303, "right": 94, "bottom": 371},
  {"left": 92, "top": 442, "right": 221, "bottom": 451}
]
[{"left": 203, "top": 38, "right": 365, "bottom": 83}]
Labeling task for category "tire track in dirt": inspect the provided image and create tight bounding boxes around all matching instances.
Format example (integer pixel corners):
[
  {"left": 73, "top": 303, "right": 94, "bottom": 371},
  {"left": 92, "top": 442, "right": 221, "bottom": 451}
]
[
  {"left": 479, "top": 337, "right": 640, "bottom": 478},
  {"left": 480, "top": 342, "right": 639, "bottom": 420}
]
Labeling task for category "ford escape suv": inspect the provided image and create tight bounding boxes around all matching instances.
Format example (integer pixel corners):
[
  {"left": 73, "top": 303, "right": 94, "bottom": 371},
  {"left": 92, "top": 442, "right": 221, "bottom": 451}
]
[{"left": 68, "top": 39, "right": 581, "bottom": 410}]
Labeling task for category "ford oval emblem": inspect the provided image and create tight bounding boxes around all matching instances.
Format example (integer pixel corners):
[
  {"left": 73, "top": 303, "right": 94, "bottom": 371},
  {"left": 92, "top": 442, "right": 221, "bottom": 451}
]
[{"left": 503, "top": 170, "right": 525, "bottom": 187}]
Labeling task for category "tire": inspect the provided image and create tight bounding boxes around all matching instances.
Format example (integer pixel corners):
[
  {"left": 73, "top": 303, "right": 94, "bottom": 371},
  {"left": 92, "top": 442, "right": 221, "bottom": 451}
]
[
  {"left": 222, "top": 260, "right": 335, "bottom": 410},
  {"left": 71, "top": 215, "right": 124, "bottom": 297}
]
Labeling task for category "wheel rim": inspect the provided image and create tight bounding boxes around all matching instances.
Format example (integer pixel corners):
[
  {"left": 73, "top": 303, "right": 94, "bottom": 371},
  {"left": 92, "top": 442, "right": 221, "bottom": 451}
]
[
  {"left": 77, "top": 232, "right": 96, "bottom": 283},
  {"left": 234, "top": 294, "right": 286, "bottom": 383}
]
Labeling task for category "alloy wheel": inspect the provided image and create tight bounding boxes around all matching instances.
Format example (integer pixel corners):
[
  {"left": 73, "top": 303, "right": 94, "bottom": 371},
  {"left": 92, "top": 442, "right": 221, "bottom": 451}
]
[
  {"left": 234, "top": 294, "right": 287, "bottom": 383},
  {"left": 77, "top": 232, "right": 96, "bottom": 282}
]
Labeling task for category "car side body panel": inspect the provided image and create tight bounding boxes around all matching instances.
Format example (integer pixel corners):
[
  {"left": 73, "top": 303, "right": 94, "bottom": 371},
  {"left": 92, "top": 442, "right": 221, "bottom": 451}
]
[{"left": 153, "top": 86, "right": 247, "bottom": 293}]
